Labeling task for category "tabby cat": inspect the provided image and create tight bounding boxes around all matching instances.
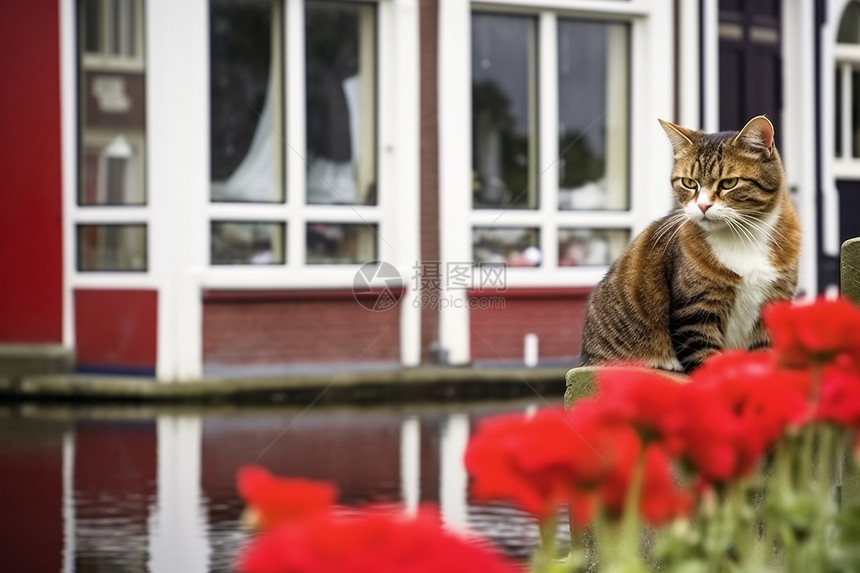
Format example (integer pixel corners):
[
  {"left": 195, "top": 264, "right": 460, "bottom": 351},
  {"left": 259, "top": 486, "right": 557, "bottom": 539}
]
[{"left": 580, "top": 116, "right": 801, "bottom": 373}]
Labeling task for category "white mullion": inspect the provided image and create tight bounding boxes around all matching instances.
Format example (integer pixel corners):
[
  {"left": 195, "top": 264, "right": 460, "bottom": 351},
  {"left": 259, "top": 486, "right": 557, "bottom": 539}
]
[
  {"left": 202, "top": 265, "right": 368, "bottom": 290},
  {"left": 555, "top": 211, "right": 636, "bottom": 228},
  {"left": 302, "top": 205, "right": 381, "bottom": 223},
  {"left": 538, "top": 11, "right": 559, "bottom": 271},
  {"left": 72, "top": 207, "right": 152, "bottom": 223},
  {"left": 61, "top": 0, "right": 77, "bottom": 348},
  {"left": 208, "top": 202, "right": 294, "bottom": 222},
  {"left": 438, "top": 0, "right": 472, "bottom": 364},
  {"left": 285, "top": 0, "right": 306, "bottom": 269},
  {"left": 842, "top": 63, "right": 853, "bottom": 160}
]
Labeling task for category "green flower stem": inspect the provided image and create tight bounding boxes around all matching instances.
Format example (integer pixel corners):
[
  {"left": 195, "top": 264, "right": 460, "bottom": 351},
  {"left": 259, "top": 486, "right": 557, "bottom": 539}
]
[
  {"left": 727, "top": 477, "right": 752, "bottom": 565},
  {"left": 772, "top": 438, "right": 798, "bottom": 571},
  {"left": 813, "top": 423, "right": 838, "bottom": 570},
  {"left": 593, "top": 507, "right": 613, "bottom": 569},
  {"left": 531, "top": 512, "right": 558, "bottom": 573},
  {"left": 619, "top": 452, "right": 646, "bottom": 564}
]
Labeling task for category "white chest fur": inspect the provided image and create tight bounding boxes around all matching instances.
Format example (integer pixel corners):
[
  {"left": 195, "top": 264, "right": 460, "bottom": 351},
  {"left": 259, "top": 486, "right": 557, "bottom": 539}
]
[{"left": 704, "top": 211, "right": 780, "bottom": 349}]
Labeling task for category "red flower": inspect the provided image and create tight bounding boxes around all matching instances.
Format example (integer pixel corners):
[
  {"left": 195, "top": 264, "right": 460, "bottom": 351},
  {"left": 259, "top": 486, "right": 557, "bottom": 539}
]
[
  {"left": 599, "top": 440, "right": 692, "bottom": 526},
  {"left": 464, "top": 407, "right": 616, "bottom": 520},
  {"left": 816, "top": 355, "right": 860, "bottom": 429},
  {"left": 238, "top": 507, "right": 521, "bottom": 573},
  {"left": 764, "top": 297, "right": 860, "bottom": 368},
  {"left": 691, "top": 351, "right": 809, "bottom": 477},
  {"left": 594, "top": 368, "right": 740, "bottom": 482},
  {"left": 237, "top": 465, "right": 338, "bottom": 531}
]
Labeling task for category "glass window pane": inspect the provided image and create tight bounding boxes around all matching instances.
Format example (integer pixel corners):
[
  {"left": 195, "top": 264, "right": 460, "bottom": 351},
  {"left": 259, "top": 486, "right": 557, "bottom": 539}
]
[
  {"left": 838, "top": 1, "right": 860, "bottom": 44},
  {"left": 77, "top": 224, "right": 147, "bottom": 271},
  {"left": 306, "top": 1, "right": 377, "bottom": 206},
  {"left": 83, "top": 0, "right": 101, "bottom": 53},
  {"left": 78, "top": 1, "right": 146, "bottom": 206},
  {"left": 557, "top": 19, "right": 630, "bottom": 211},
  {"left": 210, "top": 0, "right": 284, "bottom": 203},
  {"left": 211, "top": 222, "right": 285, "bottom": 265},
  {"left": 853, "top": 69, "right": 860, "bottom": 158},
  {"left": 473, "top": 227, "right": 541, "bottom": 267},
  {"left": 306, "top": 223, "right": 378, "bottom": 264},
  {"left": 558, "top": 228, "right": 630, "bottom": 267},
  {"left": 471, "top": 13, "right": 538, "bottom": 210},
  {"left": 836, "top": 68, "right": 844, "bottom": 158}
]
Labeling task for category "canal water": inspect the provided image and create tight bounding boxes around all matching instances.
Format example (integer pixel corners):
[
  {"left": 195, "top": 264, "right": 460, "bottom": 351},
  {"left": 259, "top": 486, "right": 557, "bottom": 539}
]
[{"left": 0, "top": 396, "right": 567, "bottom": 572}]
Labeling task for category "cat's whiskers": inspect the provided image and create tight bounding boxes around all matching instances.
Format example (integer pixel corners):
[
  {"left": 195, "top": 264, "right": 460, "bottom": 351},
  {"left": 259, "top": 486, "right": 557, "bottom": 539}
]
[
  {"left": 734, "top": 210, "right": 789, "bottom": 243},
  {"left": 724, "top": 215, "right": 762, "bottom": 251},
  {"left": 660, "top": 220, "right": 688, "bottom": 258},
  {"left": 649, "top": 213, "right": 688, "bottom": 253}
]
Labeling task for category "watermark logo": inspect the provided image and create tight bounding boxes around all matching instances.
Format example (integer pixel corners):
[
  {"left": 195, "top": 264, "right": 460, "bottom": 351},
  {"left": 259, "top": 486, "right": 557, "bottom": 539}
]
[
  {"left": 353, "top": 261, "right": 507, "bottom": 311},
  {"left": 352, "top": 261, "right": 404, "bottom": 312}
]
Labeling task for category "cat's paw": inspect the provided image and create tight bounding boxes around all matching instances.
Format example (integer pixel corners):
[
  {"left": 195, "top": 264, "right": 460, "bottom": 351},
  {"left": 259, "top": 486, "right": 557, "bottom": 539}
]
[{"left": 647, "top": 356, "right": 684, "bottom": 372}]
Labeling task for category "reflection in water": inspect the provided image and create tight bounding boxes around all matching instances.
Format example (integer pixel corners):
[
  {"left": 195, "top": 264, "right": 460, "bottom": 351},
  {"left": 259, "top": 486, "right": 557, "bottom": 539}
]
[{"left": 0, "top": 399, "right": 566, "bottom": 572}]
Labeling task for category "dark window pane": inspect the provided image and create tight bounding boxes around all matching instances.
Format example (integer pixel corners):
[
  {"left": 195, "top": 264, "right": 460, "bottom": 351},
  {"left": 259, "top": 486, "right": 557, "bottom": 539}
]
[
  {"left": 306, "top": 223, "right": 377, "bottom": 264},
  {"left": 839, "top": 1, "right": 860, "bottom": 44},
  {"left": 84, "top": 0, "right": 101, "bottom": 53},
  {"left": 558, "top": 228, "right": 629, "bottom": 267},
  {"left": 210, "top": 0, "right": 283, "bottom": 202},
  {"left": 557, "top": 19, "right": 630, "bottom": 210},
  {"left": 77, "top": 224, "right": 147, "bottom": 271},
  {"left": 471, "top": 13, "right": 537, "bottom": 209},
  {"left": 473, "top": 227, "right": 540, "bottom": 267},
  {"left": 853, "top": 70, "right": 860, "bottom": 158},
  {"left": 836, "top": 67, "right": 844, "bottom": 158},
  {"left": 306, "top": 1, "right": 377, "bottom": 205},
  {"left": 211, "top": 222, "right": 285, "bottom": 265}
]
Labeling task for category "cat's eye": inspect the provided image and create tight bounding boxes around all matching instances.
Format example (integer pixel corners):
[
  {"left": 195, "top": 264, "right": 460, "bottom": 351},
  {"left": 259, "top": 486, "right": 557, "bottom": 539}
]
[
  {"left": 680, "top": 177, "right": 698, "bottom": 190},
  {"left": 719, "top": 178, "right": 739, "bottom": 190}
]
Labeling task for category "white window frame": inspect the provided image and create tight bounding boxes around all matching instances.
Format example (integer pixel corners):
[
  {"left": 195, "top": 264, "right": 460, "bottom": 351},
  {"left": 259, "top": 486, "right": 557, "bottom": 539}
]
[
  {"left": 203, "top": 0, "right": 415, "bottom": 291},
  {"left": 834, "top": 42, "right": 860, "bottom": 178},
  {"left": 438, "top": 0, "right": 674, "bottom": 364},
  {"left": 62, "top": 0, "right": 421, "bottom": 379}
]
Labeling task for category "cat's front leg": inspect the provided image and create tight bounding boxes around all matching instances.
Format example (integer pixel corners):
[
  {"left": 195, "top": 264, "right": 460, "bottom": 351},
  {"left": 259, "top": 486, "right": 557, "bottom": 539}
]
[
  {"left": 746, "top": 318, "right": 770, "bottom": 351},
  {"left": 670, "top": 310, "right": 725, "bottom": 372}
]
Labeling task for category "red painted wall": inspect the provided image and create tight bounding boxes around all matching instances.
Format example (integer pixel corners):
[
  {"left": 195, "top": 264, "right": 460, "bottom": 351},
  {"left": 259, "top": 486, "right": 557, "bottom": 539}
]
[
  {"left": 469, "top": 288, "right": 591, "bottom": 363},
  {"left": 203, "top": 290, "right": 401, "bottom": 366},
  {"left": 74, "top": 289, "right": 158, "bottom": 372},
  {"left": 0, "top": 1, "right": 64, "bottom": 342}
]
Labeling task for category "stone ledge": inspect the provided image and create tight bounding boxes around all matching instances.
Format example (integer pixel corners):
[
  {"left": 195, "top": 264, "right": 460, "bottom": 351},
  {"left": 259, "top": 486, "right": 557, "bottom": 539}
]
[
  {"left": 0, "top": 344, "right": 75, "bottom": 377},
  {"left": 565, "top": 365, "right": 688, "bottom": 407},
  {"left": 0, "top": 366, "right": 569, "bottom": 405}
]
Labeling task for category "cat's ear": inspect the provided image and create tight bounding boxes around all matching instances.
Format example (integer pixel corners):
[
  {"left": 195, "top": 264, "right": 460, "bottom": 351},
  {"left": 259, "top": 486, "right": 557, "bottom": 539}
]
[
  {"left": 658, "top": 119, "right": 695, "bottom": 158},
  {"left": 733, "top": 115, "right": 775, "bottom": 155}
]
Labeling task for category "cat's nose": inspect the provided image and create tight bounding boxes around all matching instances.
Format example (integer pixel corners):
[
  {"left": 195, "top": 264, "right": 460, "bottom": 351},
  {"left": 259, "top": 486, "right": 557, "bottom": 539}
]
[{"left": 698, "top": 202, "right": 712, "bottom": 214}]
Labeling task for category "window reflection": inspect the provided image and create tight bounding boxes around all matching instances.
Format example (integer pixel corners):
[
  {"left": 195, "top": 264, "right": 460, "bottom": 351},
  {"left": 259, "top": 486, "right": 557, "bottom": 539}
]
[
  {"left": 557, "top": 19, "right": 629, "bottom": 211},
  {"left": 211, "top": 222, "right": 285, "bottom": 265},
  {"left": 306, "top": 1, "right": 377, "bottom": 206},
  {"left": 473, "top": 227, "right": 541, "bottom": 267},
  {"left": 306, "top": 223, "right": 377, "bottom": 264},
  {"left": 210, "top": 0, "right": 283, "bottom": 203},
  {"left": 471, "top": 14, "right": 538, "bottom": 210},
  {"left": 77, "top": 224, "right": 147, "bottom": 271},
  {"left": 78, "top": 0, "right": 147, "bottom": 206},
  {"left": 558, "top": 228, "right": 629, "bottom": 267}
]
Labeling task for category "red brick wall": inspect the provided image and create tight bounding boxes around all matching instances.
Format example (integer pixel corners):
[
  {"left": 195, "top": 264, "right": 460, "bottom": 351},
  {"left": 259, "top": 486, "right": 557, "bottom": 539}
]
[
  {"left": 203, "top": 291, "right": 401, "bottom": 365},
  {"left": 469, "top": 288, "right": 591, "bottom": 363}
]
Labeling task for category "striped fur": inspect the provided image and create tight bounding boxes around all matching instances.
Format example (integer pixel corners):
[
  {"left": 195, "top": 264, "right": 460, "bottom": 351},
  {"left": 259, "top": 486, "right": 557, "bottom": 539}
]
[{"left": 580, "top": 116, "right": 801, "bottom": 373}]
